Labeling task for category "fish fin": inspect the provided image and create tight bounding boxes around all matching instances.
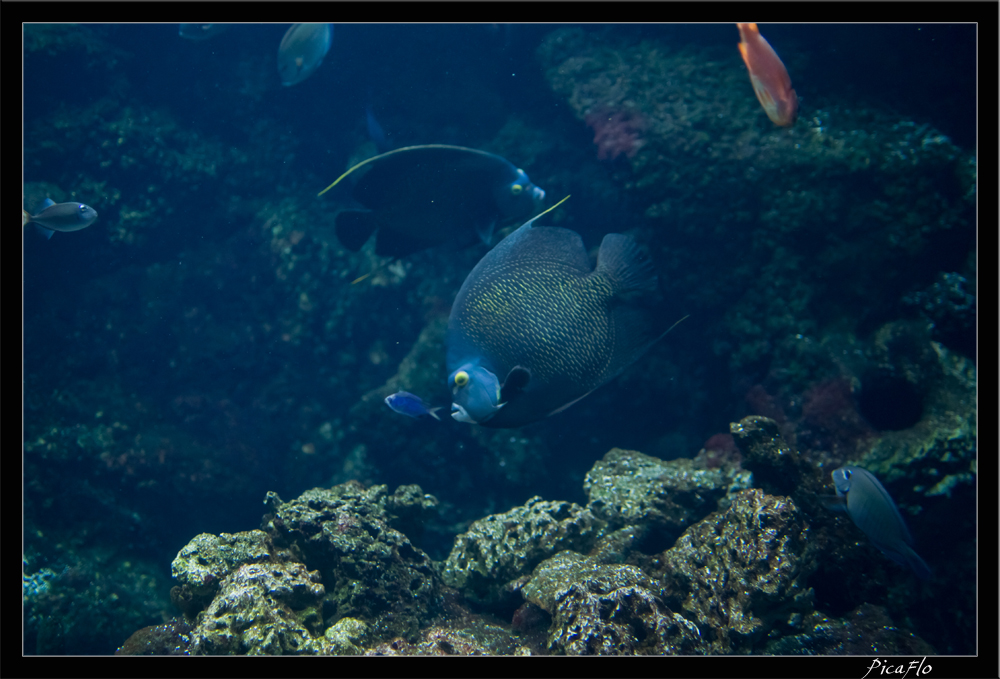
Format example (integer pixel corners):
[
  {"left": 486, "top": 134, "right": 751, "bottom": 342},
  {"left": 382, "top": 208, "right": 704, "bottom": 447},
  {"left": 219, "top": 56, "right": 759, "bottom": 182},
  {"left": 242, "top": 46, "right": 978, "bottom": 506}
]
[
  {"left": 318, "top": 145, "right": 480, "bottom": 197},
  {"left": 41, "top": 198, "right": 55, "bottom": 209},
  {"left": 501, "top": 366, "right": 531, "bottom": 401},
  {"left": 427, "top": 407, "right": 443, "bottom": 421},
  {"left": 595, "top": 234, "right": 658, "bottom": 294},
  {"left": 881, "top": 543, "right": 932, "bottom": 581},
  {"left": 23, "top": 209, "right": 31, "bottom": 228},
  {"left": 475, "top": 215, "right": 496, "bottom": 245},
  {"left": 821, "top": 495, "right": 847, "bottom": 511},
  {"left": 592, "top": 235, "right": 669, "bottom": 383},
  {"left": 35, "top": 224, "right": 56, "bottom": 240},
  {"left": 904, "top": 546, "right": 932, "bottom": 581},
  {"left": 375, "top": 227, "right": 431, "bottom": 258},
  {"left": 547, "top": 388, "right": 597, "bottom": 417},
  {"left": 335, "top": 210, "right": 377, "bottom": 251},
  {"left": 523, "top": 194, "right": 571, "bottom": 229}
]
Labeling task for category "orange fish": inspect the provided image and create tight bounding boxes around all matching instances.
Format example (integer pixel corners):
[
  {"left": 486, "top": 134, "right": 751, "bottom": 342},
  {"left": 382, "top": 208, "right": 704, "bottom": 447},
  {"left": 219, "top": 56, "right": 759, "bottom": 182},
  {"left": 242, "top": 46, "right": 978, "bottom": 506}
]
[{"left": 737, "top": 23, "right": 798, "bottom": 126}]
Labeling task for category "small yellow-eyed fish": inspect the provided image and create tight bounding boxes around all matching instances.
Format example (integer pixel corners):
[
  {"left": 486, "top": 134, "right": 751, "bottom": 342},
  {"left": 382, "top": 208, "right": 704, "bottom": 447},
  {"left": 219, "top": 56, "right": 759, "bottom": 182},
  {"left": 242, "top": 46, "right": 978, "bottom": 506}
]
[
  {"left": 22, "top": 199, "right": 98, "bottom": 240},
  {"left": 178, "top": 24, "right": 229, "bottom": 41},
  {"left": 278, "top": 23, "right": 333, "bottom": 87},
  {"left": 384, "top": 391, "right": 443, "bottom": 421},
  {"left": 830, "top": 465, "right": 932, "bottom": 580},
  {"left": 446, "top": 197, "right": 674, "bottom": 428},
  {"left": 318, "top": 145, "right": 545, "bottom": 259}
]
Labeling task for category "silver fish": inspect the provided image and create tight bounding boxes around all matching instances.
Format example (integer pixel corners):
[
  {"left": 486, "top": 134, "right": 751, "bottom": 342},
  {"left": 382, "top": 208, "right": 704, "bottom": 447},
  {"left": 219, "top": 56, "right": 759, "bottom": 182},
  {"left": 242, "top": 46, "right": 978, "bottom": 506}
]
[
  {"left": 23, "top": 199, "right": 98, "bottom": 239},
  {"left": 831, "top": 465, "right": 931, "bottom": 580},
  {"left": 277, "top": 24, "right": 332, "bottom": 87}
]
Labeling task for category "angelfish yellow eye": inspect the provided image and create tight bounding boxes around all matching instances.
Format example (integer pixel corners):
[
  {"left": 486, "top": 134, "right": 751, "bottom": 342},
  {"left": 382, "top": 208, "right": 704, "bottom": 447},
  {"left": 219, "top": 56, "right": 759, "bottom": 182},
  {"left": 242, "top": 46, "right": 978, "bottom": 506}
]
[
  {"left": 454, "top": 371, "right": 469, "bottom": 387},
  {"left": 510, "top": 184, "right": 523, "bottom": 195}
]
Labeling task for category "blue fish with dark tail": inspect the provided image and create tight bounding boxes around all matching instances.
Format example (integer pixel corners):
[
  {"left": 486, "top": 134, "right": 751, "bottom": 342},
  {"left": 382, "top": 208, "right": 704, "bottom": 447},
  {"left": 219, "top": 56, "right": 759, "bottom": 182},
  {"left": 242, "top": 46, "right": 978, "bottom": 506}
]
[
  {"left": 830, "top": 465, "right": 932, "bottom": 580},
  {"left": 446, "top": 199, "right": 673, "bottom": 428},
  {"left": 384, "top": 391, "right": 443, "bottom": 421}
]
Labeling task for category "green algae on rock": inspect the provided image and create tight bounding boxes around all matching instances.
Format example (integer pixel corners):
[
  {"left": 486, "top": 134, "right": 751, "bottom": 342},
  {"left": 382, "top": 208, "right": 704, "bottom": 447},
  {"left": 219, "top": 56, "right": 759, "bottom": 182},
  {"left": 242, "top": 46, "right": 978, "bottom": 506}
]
[
  {"left": 262, "top": 483, "right": 444, "bottom": 643},
  {"left": 731, "top": 416, "right": 814, "bottom": 499},
  {"left": 189, "top": 561, "right": 326, "bottom": 655},
  {"left": 652, "top": 489, "right": 818, "bottom": 654},
  {"left": 171, "top": 530, "right": 275, "bottom": 599},
  {"left": 442, "top": 497, "right": 605, "bottom": 609},
  {"left": 764, "top": 603, "right": 936, "bottom": 655},
  {"left": 522, "top": 550, "right": 702, "bottom": 655},
  {"left": 584, "top": 447, "right": 752, "bottom": 537}
]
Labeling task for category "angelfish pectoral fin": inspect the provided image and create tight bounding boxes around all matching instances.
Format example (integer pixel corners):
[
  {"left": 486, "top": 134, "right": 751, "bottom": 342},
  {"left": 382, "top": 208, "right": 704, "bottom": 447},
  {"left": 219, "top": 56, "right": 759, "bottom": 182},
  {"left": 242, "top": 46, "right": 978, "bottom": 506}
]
[
  {"left": 475, "top": 216, "right": 497, "bottom": 246},
  {"left": 500, "top": 366, "right": 531, "bottom": 402},
  {"left": 820, "top": 495, "right": 847, "bottom": 512}
]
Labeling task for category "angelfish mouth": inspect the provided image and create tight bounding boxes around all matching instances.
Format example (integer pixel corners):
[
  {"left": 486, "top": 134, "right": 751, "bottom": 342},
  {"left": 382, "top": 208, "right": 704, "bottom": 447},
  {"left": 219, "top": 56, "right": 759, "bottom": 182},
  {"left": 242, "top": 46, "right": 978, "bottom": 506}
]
[{"left": 451, "top": 403, "right": 476, "bottom": 424}]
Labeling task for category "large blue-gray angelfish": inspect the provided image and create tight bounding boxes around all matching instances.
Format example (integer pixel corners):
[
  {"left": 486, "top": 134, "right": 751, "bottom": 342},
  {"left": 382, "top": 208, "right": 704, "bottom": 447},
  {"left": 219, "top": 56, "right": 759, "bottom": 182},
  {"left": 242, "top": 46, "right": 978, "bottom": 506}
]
[{"left": 446, "top": 199, "right": 674, "bottom": 428}]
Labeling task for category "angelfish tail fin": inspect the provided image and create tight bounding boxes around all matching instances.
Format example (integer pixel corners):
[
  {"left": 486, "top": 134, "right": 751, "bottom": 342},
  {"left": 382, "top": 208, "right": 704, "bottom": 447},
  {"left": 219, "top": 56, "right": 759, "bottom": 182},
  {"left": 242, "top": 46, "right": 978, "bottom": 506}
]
[{"left": 595, "top": 233, "right": 657, "bottom": 294}]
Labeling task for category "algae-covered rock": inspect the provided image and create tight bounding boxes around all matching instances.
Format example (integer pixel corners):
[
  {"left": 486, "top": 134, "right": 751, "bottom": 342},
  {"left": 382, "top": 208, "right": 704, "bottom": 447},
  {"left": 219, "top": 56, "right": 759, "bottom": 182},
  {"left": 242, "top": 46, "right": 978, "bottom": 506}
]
[
  {"left": 263, "top": 482, "right": 444, "bottom": 642},
  {"left": 322, "top": 617, "right": 372, "bottom": 655},
  {"left": 116, "top": 619, "right": 192, "bottom": 655},
  {"left": 171, "top": 530, "right": 275, "bottom": 597},
  {"left": 764, "top": 603, "right": 935, "bottom": 655},
  {"left": 731, "top": 416, "right": 814, "bottom": 499},
  {"left": 858, "top": 339, "right": 976, "bottom": 492},
  {"left": 522, "top": 551, "right": 703, "bottom": 655},
  {"left": 583, "top": 448, "right": 752, "bottom": 538},
  {"left": 365, "top": 619, "right": 529, "bottom": 656},
  {"left": 189, "top": 562, "right": 325, "bottom": 655},
  {"left": 442, "top": 497, "right": 605, "bottom": 609},
  {"left": 653, "top": 489, "right": 817, "bottom": 654}
]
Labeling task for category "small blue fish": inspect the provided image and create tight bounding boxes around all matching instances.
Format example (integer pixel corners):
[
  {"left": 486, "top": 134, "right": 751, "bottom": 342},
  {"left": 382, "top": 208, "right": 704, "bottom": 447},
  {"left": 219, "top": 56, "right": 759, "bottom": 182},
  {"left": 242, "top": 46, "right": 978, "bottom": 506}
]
[
  {"left": 22, "top": 199, "right": 98, "bottom": 239},
  {"left": 830, "top": 465, "right": 931, "bottom": 580},
  {"left": 384, "top": 391, "right": 443, "bottom": 421},
  {"left": 278, "top": 23, "right": 333, "bottom": 87}
]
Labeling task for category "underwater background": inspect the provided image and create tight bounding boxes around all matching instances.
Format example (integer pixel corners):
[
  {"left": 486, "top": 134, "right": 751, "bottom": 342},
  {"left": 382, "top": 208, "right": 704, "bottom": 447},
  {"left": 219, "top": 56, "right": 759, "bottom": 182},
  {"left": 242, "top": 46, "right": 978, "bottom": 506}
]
[{"left": 23, "top": 23, "right": 977, "bottom": 656}]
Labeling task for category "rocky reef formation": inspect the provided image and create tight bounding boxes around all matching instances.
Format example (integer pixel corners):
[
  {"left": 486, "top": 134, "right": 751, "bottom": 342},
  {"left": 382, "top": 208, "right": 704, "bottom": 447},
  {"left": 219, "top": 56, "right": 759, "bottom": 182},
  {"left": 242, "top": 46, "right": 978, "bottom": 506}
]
[{"left": 118, "top": 424, "right": 969, "bottom": 655}]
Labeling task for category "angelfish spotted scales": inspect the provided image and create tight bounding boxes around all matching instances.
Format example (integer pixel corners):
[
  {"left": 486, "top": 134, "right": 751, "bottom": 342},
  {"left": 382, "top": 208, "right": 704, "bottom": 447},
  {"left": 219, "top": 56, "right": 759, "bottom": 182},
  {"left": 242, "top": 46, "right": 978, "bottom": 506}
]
[{"left": 446, "top": 201, "right": 671, "bottom": 428}]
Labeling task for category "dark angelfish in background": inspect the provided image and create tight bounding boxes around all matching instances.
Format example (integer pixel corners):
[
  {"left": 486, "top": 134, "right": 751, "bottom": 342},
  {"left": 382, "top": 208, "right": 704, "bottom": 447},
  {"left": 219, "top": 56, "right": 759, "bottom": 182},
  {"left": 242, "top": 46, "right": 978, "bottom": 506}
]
[{"left": 319, "top": 144, "right": 546, "bottom": 259}]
